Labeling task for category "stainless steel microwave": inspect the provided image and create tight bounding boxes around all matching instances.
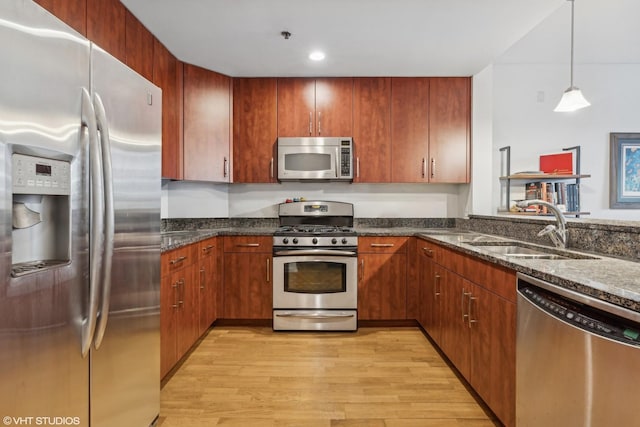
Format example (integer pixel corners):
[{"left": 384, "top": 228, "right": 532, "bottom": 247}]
[{"left": 277, "top": 137, "right": 353, "bottom": 181}]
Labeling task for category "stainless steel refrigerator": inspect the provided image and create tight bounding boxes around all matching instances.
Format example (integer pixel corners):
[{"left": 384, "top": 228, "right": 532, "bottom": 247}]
[{"left": 0, "top": 1, "right": 161, "bottom": 426}]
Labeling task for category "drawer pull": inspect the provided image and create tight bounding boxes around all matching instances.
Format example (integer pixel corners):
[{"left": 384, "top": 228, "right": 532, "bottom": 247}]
[
  {"left": 169, "top": 256, "right": 187, "bottom": 265},
  {"left": 202, "top": 245, "right": 214, "bottom": 252},
  {"left": 370, "top": 243, "right": 394, "bottom": 247},
  {"left": 236, "top": 243, "right": 260, "bottom": 247},
  {"left": 422, "top": 247, "right": 434, "bottom": 257}
]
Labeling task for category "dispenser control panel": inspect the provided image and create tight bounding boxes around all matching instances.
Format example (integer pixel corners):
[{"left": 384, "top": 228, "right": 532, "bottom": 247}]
[{"left": 12, "top": 153, "right": 70, "bottom": 195}]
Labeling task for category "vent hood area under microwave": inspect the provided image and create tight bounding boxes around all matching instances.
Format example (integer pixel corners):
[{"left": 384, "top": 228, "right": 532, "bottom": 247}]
[{"left": 277, "top": 137, "right": 353, "bottom": 182}]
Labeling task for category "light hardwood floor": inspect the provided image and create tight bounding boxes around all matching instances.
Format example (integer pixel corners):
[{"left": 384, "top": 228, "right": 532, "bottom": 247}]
[{"left": 159, "top": 326, "right": 500, "bottom": 427}]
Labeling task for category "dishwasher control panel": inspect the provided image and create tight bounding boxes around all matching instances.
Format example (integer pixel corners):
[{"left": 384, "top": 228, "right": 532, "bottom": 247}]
[{"left": 520, "top": 286, "right": 640, "bottom": 346}]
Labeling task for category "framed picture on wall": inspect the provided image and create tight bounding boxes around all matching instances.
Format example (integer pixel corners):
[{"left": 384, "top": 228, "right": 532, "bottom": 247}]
[{"left": 610, "top": 133, "right": 640, "bottom": 209}]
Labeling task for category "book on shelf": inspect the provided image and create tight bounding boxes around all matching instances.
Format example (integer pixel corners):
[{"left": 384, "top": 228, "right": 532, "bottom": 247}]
[
  {"left": 539, "top": 152, "right": 573, "bottom": 175},
  {"left": 523, "top": 181, "right": 574, "bottom": 214}
]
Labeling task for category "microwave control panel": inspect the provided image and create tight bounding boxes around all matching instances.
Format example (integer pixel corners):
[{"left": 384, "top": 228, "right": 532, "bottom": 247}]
[
  {"left": 12, "top": 153, "right": 71, "bottom": 196},
  {"left": 340, "top": 140, "right": 352, "bottom": 177}
]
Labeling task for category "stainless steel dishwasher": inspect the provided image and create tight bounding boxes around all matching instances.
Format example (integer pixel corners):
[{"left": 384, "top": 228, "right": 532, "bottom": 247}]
[{"left": 516, "top": 273, "right": 640, "bottom": 427}]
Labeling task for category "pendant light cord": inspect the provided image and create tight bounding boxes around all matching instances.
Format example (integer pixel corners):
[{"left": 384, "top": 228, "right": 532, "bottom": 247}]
[{"left": 569, "top": 0, "right": 575, "bottom": 88}]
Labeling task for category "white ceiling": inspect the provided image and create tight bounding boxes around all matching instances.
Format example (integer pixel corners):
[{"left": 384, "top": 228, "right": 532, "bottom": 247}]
[{"left": 120, "top": 0, "right": 567, "bottom": 77}]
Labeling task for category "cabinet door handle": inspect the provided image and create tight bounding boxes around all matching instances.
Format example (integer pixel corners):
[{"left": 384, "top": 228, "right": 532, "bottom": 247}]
[
  {"left": 266, "top": 258, "right": 270, "bottom": 282},
  {"left": 434, "top": 273, "right": 441, "bottom": 296},
  {"left": 177, "top": 278, "right": 185, "bottom": 307},
  {"left": 370, "top": 243, "right": 394, "bottom": 247},
  {"left": 309, "top": 111, "right": 313, "bottom": 135},
  {"left": 223, "top": 157, "right": 229, "bottom": 177},
  {"left": 317, "top": 111, "right": 322, "bottom": 135},
  {"left": 356, "top": 157, "right": 360, "bottom": 178},
  {"left": 468, "top": 295, "right": 478, "bottom": 328},
  {"left": 360, "top": 259, "right": 364, "bottom": 282},
  {"left": 422, "top": 247, "right": 433, "bottom": 257},
  {"left": 169, "top": 256, "right": 187, "bottom": 265},
  {"left": 431, "top": 158, "right": 436, "bottom": 179},
  {"left": 171, "top": 281, "right": 179, "bottom": 308},
  {"left": 236, "top": 243, "right": 260, "bottom": 247},
  {"left": 200, "top": 267, "right": 205, "bottom": 289},
  {"left": 462, "top": 289, "right": 472, "bottom": 322},
  {"left": 270, "top": 157, "right": 274, "bottom": 179},
  {"left": 422, "top": 158, "right": 426, "bottom": 178}
]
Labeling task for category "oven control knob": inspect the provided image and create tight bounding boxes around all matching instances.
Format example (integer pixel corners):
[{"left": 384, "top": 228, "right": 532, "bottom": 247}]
[
  {"left": 312, "top": 238, "right": 318, "bottom": 244},
  {"left": 341, "top": 238, "right": 348, "bottom": 244},
  {"left": 282, "top": 238, "right": 289, "bottom": 244},
  {"left": 292, "top": 238, "right": 298, "bottom": 244},
  {"left": 331, "top": 238, "right": 338, "bottom": 244}
]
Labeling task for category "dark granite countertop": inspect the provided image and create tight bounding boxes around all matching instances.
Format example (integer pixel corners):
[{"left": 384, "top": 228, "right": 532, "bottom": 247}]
[{"left": 161, "top": 225, "right": 640, "bottom": 312}]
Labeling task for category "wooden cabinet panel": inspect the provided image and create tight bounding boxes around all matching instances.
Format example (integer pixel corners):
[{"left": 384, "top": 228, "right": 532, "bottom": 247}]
[
  {"left": 222, "top": 236, "right": 272, "bottom": 319},
  {"left": 152, "top": 40, "right": 183, "bottom": 180},
  {"left": 353, "top": 77, "right": 391, "bottom": 183},
  {"left": 391, "top": 77, "right": 430, "bottom": 182},
  {"left": 417, "top": 242, "right": 441, "bottom": 342},
  {"left": 233, "top": 78, "right": 278, "bottom": 183},
  {"left": 314, "top": 78, "right": 353, "bottom": 137},
  {"left": 87, "top": 0, "right": 126, "bottom": 63},
  {"left": 358, "top": 237, "right": 408, "bottom": 320},
  {"left": 183, "top": 64, "right": 231, "bottom": 182},
  {"left": 124, "top": 10, "right": 154, "bottom": 82},
  {"left": 429, "top": 77, "right": 470, "bottom": 183},
  {"left": 176, "top": 266, "right": 198, "bottom": 358},
  {"left": 277, "top": 77, "right": 352, "bottom": 137},
  {"left": 277, "top": 78, "right": 315, "bottom": 137},
  {"left": 198, "top": 237, "right": 219, "bottom": 335},
  {"left": 34, "top": 0, "right": 87, "bottom": 35},
  {"left": 160, "top": 272, "right": 178, "bottom": 378}
]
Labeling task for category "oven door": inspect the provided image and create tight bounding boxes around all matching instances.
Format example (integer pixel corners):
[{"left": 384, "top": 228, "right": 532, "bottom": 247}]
[{"left": 272, "top": 253, "right": 357, "bottom": 309}]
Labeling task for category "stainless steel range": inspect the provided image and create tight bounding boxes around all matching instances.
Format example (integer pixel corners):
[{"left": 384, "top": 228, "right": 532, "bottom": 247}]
[{"left": 272, "top": 201, "right": 358, "bottom": 331}]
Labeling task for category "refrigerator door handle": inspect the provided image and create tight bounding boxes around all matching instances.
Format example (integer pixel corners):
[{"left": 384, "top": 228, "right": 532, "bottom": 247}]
[
  {"left": 92, "top": 92, "right": 115, "bottom": 350},
  {"left": 81, "top": 87, "right": 104, "bottom": 358}
]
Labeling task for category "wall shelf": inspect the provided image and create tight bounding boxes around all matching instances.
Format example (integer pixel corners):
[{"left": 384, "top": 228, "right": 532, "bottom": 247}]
[{"left": 498, "top": 145, "right": 589, "bottom": 218}]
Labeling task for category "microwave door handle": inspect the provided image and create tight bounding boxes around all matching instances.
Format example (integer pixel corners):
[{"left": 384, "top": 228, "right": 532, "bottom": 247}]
[{"left": 335, "top": 147, "right": 339, "bottom": 178}]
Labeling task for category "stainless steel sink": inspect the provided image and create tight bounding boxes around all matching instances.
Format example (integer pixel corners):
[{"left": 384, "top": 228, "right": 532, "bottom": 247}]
[{"left": 467, "top": 241, "right": 598, "bottom": 260}]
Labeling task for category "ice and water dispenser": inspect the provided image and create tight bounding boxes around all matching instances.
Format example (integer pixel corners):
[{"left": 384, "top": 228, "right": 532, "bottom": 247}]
[{"left": 11, "top": 153, "right": 71, "bottom": 275}]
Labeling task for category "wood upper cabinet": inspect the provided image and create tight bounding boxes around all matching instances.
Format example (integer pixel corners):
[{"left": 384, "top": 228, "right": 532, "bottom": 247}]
[
  {"left": 277, "top": 78, "right": 353, "bottom": 137},
  {"left": 391, "top": 77, "right": 430, "bottom": 182},
  {"left": 353, "top": 78, "right": 392, "bottom": 182},
  {"left": 222, "top": 236, "right": 273, "bottom": 319},
  {"left": 233, "top": 78, "right": 278, "bottom": 183},
  {"left": 34, "top": 0, "right": 87, "bottom": 35},
  {"left": 124, "top": 10, "right": 154, "bottom": 82},
  {"left": 87, "top": 0, "right": 126, "bottom": 63},
  {"left": 357, "top": 237, "right": 408, "bottom": 320},
  {"left": 153, "top": 40, "right": 183, "bottom": 180},
  {"left": 183, "top": 64, "right": 232, "bottom": 182},
  {"left": 429, "top": 77, "right": 471, "bottom": 183}
]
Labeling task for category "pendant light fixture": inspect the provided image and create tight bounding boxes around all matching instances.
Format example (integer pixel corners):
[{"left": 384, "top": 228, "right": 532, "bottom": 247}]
[{"left": 554, "top": 0, "right": 590, "bottom": 112}]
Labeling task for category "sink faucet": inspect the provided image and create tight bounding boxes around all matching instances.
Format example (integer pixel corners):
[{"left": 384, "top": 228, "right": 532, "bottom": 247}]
[{"left": 515, "top": 199, "right": 568, "bottom": 249}]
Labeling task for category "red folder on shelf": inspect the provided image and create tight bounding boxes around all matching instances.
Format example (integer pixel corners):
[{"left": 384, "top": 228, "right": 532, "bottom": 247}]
[{"left": 539, "top": 152, "right": 573, "bottom": 174}]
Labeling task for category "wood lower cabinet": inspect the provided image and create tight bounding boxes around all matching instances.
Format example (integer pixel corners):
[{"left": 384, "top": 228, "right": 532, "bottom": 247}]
[
  {"left": 183, "top": 64, "right": 232, "bottom": 182},
  {"left": 160, "top": 244, "right": 198, "bottom": 378},
  {"left": 232, "top": 78, "right": 278, "bottom": 183},
  {"left": 353, "top": 77, "right": 392, "bottom": 182},
  {"left": 277, "top": 77, "right": 353, "bottom": 137},
  {"left": 416, "top": 237, "right": 516, "bottom": 427},
  {"left": 358, "top": 237, "right": 408, "bottom": 320},
  {"left": 198, "top": 237, "right": 219, "bottom": 335},
  {"left": 222, "top": 236, "right": 272, "bottom": 319}
]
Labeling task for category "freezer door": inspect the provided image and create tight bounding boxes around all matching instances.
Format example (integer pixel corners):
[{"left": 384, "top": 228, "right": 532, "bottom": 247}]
[
  {"left": 0, "top": 1, "right": 91, "bottom": 425},
  {"left": 89, "top": 45, "right": 161, "bottom": 427}
]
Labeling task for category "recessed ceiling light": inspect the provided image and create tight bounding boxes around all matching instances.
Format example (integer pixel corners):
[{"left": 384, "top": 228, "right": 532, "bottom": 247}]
[{"left": 309, "top": 51, "right": 325, "bottom": 61}]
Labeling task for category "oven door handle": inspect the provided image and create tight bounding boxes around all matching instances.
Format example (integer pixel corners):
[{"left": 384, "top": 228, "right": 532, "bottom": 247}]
[
  {"left": 274, "top": 249, "right": 357, "bottom": 257},
  {"left": 275, "top": 313, "right": 355, "bottom": 319}
]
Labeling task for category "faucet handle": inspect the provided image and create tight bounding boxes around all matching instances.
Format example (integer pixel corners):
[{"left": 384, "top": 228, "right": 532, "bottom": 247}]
[{"left": 537, "top": 224, "right": 557, "bottom": 237}]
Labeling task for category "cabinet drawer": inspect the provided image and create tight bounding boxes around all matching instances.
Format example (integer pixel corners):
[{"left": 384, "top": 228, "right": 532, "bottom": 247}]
[
  {"left": 198, "top": 237, "right": 218, "bottom": 259},
  {"left": 161, "top": 244, "right": 197, "bottom": 276},
  {"left": 223, "top": 236, "right": 272, "bottom": 253},
  {"left": 359, "top": 236, "right": 408, "bottom": 253}
]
